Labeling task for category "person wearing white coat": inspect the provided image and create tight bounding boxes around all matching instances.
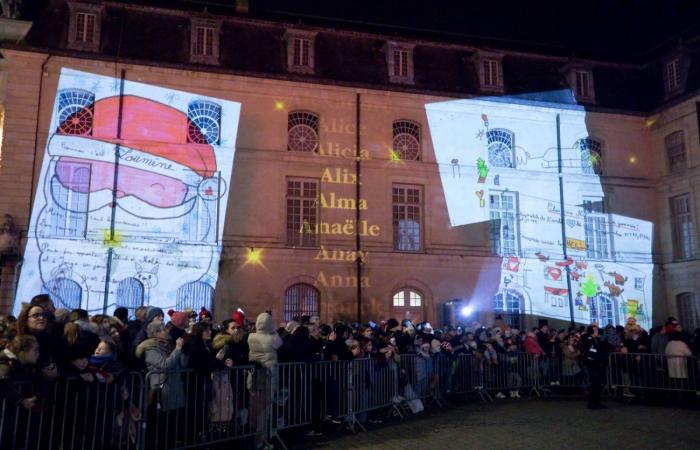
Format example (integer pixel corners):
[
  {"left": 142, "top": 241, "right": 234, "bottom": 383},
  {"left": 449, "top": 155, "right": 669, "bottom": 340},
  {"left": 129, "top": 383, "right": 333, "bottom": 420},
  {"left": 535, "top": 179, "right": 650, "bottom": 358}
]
[{"left": 665, "top": 332, "right": 692, "bottom": 383}]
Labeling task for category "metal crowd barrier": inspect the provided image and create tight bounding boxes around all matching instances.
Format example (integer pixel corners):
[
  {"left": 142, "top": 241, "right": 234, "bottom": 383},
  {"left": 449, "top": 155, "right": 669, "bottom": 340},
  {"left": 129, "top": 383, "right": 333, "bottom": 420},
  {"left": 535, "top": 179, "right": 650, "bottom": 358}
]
[
  {"left": 608, "top": 353, "right": 700, "bottom": 397},
  {"left": 1, "top": 371, "right": 144, "bottom": 450},
  {"left": 538, "top": 355, "right": 587, "bottom": 390},
  {"left": 144, "top": 365, "right": 266, "bottom": 450}
]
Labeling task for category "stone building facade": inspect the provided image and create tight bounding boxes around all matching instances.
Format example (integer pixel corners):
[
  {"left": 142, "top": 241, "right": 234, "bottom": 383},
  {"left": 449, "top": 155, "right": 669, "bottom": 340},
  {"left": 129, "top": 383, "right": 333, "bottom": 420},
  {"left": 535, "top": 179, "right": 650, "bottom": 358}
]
[{"left": 0, "top": 1, "right": 698, "bottom": 330}]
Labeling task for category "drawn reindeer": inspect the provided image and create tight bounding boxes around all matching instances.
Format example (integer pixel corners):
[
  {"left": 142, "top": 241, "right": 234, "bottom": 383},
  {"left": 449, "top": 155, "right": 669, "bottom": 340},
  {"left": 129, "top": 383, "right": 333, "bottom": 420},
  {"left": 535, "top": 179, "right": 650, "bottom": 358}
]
[{"left": 603, "top": 281, "right": 624, "bottom": 297}]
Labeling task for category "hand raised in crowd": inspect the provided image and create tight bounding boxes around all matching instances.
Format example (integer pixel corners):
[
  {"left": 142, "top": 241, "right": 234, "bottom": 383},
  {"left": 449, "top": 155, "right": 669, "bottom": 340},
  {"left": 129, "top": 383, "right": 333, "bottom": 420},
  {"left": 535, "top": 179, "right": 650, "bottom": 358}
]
[{"left": 176, "top": 337, "right": 185, "bottom": 350}]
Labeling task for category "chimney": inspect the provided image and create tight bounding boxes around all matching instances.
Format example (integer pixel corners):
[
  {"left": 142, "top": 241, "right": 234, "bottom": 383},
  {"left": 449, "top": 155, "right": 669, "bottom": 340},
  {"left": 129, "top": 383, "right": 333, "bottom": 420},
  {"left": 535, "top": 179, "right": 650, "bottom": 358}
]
[{"left": 236, "top": 0, "right": 250, "bottom": 14}]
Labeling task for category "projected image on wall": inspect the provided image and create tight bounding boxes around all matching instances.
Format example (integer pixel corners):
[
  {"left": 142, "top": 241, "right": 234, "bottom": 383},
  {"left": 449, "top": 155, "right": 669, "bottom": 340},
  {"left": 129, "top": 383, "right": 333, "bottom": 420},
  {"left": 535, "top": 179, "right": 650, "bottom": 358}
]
[
  {"left": 426, "top": 99, "right": 653, "bottom": 329},
  {"left": 14, "top": 68, "right": 241, "bottom": 314}
]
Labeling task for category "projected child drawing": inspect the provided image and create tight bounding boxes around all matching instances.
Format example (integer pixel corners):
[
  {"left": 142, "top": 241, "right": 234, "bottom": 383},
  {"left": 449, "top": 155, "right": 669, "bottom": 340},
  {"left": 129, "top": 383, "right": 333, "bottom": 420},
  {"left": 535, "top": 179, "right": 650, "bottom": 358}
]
[
  {"left": 427, "top": 99, "right": 653, "bottom": 329},
  {"left": 14, "top": 69, "right": 241, "bottom": 315}
]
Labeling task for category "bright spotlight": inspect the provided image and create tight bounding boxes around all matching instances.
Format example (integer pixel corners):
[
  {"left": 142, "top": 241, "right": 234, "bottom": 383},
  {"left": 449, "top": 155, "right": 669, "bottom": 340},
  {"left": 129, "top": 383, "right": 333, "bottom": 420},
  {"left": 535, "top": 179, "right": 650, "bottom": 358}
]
[{"left": 460, "top": 305, "right": 474, "bottom": 317}]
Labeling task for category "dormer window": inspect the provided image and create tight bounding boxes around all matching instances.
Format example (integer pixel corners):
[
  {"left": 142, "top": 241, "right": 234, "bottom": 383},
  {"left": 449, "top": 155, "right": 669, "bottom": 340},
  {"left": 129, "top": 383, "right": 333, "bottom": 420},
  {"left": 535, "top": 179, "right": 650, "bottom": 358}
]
[
  {"left": 386, "top": 42, "right": 415, "bottom": 84},
  {"left": 190, "top": 19, "right": 221, "bottom": 65},
  {"left": 474, "top": 52, "right": 504, "bottom": 93},
  {"left": 67, "top": 2, "right": 104, "bottom": 52},
  {"left": 574, "top": 70, "right": 594, "bottom": 100},
  {"left": 665, "top": 58, "right": 682, "bottom": 92},
  {"left": 563, "top": 63, "right": 595, "bottom": 103},
  {"left": 285, "top": 30, "right": 317, "bottom": 74}
]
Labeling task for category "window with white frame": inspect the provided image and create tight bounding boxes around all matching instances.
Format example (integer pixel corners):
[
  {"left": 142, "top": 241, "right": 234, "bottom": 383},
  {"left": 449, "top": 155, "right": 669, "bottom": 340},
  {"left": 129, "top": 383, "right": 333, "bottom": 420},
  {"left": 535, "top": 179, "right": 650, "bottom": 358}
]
[
  {"left": 75, "top": 12, "right": 96, "bottom": 43},
  {"left": 392, "top": 289, "right": 422, "bottom": 308},
  {"left": 583, "top": 197, "right": 610, "bottom": 259},
  {"left": 393, "top": 185, "right": 422, "bottom": 251},
  {"left": 285, "top": 31, "right": 317, "bottom": 74},
  {"left": 671, "top": 194, "right": 696, "bottom": 260},
  {"left": 483, "top": 59, "right": 501, "bottom": 88},
  {"left": 677, "top": 293, "right": 700, "bottom": 331},
  {"left": 574, "top": 70, "right": 594, "bottom": 100},
  {"left": 392, "top": 120, "right": 421, "bottom": 161},
  {"left": 665, "top": 58, "right": 682, "bottom": 92},
  {"left": 286, "top": 178, "right": 319, "bottom": 247},
  {"left": 386, "top": 42, "right": 414, "bottom": 84},
  {"left": 287, "top": 111, "right": 320, "bottom": 152},
  {"left": 489, "top": 190, "right": 519, "bottom": 256},
  {"left": 190, "top": 20, "right": 220, "bottom": 64},
  {"left": 665, "top": 131, "right": 686, "bottom": 174},
  {"left": 67, "top": 2, "right": 103, "bottom": 51},
  {"left": 578, "top": 137, "right": 602, "bottom": 175},
  {"left": 487, "top": 128, "right": 514, "bottom": 168}
]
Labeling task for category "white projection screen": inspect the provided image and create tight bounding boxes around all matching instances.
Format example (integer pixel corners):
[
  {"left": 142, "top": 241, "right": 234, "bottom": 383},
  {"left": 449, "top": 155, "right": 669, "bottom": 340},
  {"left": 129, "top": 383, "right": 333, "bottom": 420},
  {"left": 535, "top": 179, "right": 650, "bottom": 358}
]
[
  {"left": 426, "top": 98, "right": 653, "bottom": 329},
  {"left": 14, "top": 68, "right": 241, "bottom": 315}
]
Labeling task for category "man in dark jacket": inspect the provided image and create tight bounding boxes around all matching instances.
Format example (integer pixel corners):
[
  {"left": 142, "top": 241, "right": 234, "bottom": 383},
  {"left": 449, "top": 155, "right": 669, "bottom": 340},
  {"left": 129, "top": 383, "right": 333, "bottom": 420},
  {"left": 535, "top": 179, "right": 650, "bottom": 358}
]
[{"left": 581, "top": 324, "right": 610, "bottom": 409}]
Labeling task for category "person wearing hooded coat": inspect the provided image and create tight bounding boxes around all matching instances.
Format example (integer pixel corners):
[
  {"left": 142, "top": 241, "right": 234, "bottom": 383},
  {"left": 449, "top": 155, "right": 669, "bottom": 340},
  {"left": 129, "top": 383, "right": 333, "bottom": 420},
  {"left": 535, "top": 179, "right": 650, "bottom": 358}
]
[{"left": 247, "top": 312, "right": 282, "bottom": 448}]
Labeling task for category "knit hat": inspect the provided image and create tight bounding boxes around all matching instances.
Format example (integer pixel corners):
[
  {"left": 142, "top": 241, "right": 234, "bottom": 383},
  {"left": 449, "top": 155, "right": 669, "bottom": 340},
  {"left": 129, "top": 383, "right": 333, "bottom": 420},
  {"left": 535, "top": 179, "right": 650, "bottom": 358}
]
[
  {"left": 285, "top": 320, "right": 300, "bottom": 334},
  {"left": 232, "top": 310, "right": 245, "bottom": 327},
  {"left": 167, "top": 310, "right": 189, "bottom": 330},
  {"left": 146, "top": 307, "right": 164, "bottom": 324},
  {"left": 199, "top": 307, "right": 212, "bottom": 322}
]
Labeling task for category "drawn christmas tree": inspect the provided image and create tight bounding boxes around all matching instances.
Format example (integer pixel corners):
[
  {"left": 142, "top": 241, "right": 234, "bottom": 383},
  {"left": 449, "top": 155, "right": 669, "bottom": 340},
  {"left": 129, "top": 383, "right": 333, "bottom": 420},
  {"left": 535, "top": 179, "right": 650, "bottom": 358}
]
[
  {"left": 476, "top": 158, "right": 489, "bottom": 183},
  {"left": 581, "top": 273, "right": 598, "bottom": 298}
]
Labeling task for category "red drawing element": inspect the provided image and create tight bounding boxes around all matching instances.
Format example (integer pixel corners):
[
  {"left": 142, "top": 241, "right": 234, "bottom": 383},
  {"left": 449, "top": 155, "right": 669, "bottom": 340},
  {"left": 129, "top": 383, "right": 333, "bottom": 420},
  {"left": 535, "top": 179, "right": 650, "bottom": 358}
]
[
  {"left": 575, "top": 260, "right": 588, "bottom": 270},
  {"left": 535, "top": 252, "right": 549, "bottom": 262},
  {"left": 546, "top": 266, "right": 562, "bottom": 281},
  {"left": 481, "top": 114, "right": 489, "bottom": 128},
  {"left": 204, "top": 186, "right": 213, "bottom": 197},
  {"left": 571, "top": 271, "right": 583, "bottom": 282},
  {"left": 556, "top": 256, "right": 574, "bottom": 267},
  {"left": 608, "top": 272, "right": 628, "bottom": 286},
  {"left": 604, "top": 281, "right": 624, "bottom": 297},
  {"left": 82, "top": 96, "right": 217, "bottom": 178},
  {"left": 544, "top": 287, "right": 568, "bottom": 296},
  {"left": 506, "top": 256, "right": 520, "bottom": 272},
  {"left": 56, "top": 157, "right": 188, "bottom": 207}
]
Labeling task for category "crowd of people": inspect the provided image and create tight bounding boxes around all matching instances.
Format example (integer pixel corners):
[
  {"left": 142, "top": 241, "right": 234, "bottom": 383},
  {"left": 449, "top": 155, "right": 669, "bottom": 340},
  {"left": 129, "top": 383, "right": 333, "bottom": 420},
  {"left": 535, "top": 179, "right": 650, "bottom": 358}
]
[{"left": 1, "top": 294, "right": 699, "bottom": 448}]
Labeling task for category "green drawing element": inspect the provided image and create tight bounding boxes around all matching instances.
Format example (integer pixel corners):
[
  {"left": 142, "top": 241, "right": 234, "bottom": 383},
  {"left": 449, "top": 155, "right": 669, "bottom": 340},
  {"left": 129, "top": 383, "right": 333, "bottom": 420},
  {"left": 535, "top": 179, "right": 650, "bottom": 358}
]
[
  {"left": 581, "top": 273, "right": 598, "bottom": 297},
  {"left": 477, "top": 158, "right": 489, "bottom": 179}
]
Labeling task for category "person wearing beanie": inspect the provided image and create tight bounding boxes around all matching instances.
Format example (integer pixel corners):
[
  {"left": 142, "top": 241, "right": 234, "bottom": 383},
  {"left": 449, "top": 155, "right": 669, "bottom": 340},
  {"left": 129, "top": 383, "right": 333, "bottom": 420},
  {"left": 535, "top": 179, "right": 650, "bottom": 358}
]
[
  {"left": 199, "top": 307, "right": 212, "bottom": 322},
  {"left": 232, "top": 310, "right": 245, "bottom": 328},
  {"left": 168, "top": 310, "right": 189, "bottom": 330},
  {"left": 131, "top": 307, "right": 165, "bottom": 356}
]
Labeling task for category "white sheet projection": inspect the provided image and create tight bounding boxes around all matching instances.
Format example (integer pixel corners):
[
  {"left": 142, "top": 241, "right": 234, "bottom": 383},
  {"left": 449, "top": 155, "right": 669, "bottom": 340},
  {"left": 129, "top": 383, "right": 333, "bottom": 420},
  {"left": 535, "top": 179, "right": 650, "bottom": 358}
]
[
  {"left": 14, "top": 68, "right": 241, "bottom": 314},
  {"left": 426, "top": 99, "right": 653, "bottom": 329}
]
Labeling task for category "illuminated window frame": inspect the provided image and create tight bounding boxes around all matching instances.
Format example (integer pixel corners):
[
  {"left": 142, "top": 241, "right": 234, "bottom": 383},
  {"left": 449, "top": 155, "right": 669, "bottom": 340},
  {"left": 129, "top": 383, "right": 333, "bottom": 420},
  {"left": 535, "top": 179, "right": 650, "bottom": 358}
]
[
  {"left": 475, "top": 52, "right": 504, "bottom": 93},
  {"left": 286, "top": 177, "right": 319, "bottom": 248},
  {"left": 392, "top": 184, "right": 422, "bottom": 252},
  {"left": 284, "top": 283, "right": 320, "bottom": 321},
  {"left": 583, "top": 197, "right": 611, "bottom": 260},
  {"left": 67, "top": 2, "right": 104, "bottom": 52},
  {"left": 392, "top": 119, "right": 421, "bottom": 161},
  {"left": 287, "top": 111, "right": 320, "bottom": 153},
  {"left": 578, "top": 137, "right": 603, "bottom": 175},
  {"left": 489, "top": 190, "right": 519, "bottom": 256},
  {"left": 487, "top": 128, "right": 514, "bottom": 168},
  {"left": 573, "top": 70, "right": 595, "bottom": 102},
  {"left": 392, "top": 288, "right": 423, "bottom": 308}
]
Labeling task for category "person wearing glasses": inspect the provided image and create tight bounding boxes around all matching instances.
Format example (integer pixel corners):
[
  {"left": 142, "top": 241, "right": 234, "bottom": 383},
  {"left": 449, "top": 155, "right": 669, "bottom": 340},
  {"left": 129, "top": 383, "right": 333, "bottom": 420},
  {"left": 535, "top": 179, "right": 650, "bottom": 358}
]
[{"left": 15, "top": 304, "right": 62, "bottom": 380}]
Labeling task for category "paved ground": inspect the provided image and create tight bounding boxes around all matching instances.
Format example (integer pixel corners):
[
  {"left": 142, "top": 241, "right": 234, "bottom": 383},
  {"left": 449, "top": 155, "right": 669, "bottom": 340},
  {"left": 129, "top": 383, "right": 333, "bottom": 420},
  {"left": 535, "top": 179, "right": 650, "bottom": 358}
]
[{"left": 289, "top": 397, "right": 700, "bottom": 450}]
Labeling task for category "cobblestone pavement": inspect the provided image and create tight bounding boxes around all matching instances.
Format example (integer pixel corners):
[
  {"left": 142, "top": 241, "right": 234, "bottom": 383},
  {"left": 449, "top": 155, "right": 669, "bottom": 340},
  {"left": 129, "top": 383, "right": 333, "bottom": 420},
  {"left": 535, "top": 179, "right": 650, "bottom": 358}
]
[{"left": 297, "top": 398, "right": 700, "bottom": 450}]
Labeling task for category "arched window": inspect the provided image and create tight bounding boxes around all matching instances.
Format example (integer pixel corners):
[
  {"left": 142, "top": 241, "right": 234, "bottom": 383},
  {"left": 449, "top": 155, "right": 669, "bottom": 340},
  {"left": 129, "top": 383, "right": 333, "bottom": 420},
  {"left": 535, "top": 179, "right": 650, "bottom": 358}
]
[
  {"left": 50, "top": 161, "right": 90, "bottom": 237},
  {"left": 392, "top": 120, "right": 421, "bottom": 160},
  {"left": 176, "top": 281, "right": 214, "bottom": 311},
  {"left": 578, "top": 138, "right": 602, "bottom": 175},
  {"left": 56, "top": 89, "right": 94, "bottom": 136},
  {"left": 287, "top": 111, "right": 319, "bottom": 152},
  {"left": 116, "top": 277, "right": 145, "bottom": 310},
  {"left": 487, "top": 128, "right": 514, "bottom": 168},
  {"left": 44, "top": 277, "right": 82, "bottom": 310},
  {"left": 187, "top": 100, "right": 221, "bottom": 144},
  {"left": 590, "top": 294, "right": 617, "bottom": 326},
  {"left": 677, "top": 292, "right": 700, "bottom": 331},
  {"left": 493, "top": 289, "right": 522, "bottom": 328},
  {"left": 284, "top": 283, "right": 319, "bottom": 321},
  {"left": 392, "top": 288, "right": 422, "bottom": 307}
]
